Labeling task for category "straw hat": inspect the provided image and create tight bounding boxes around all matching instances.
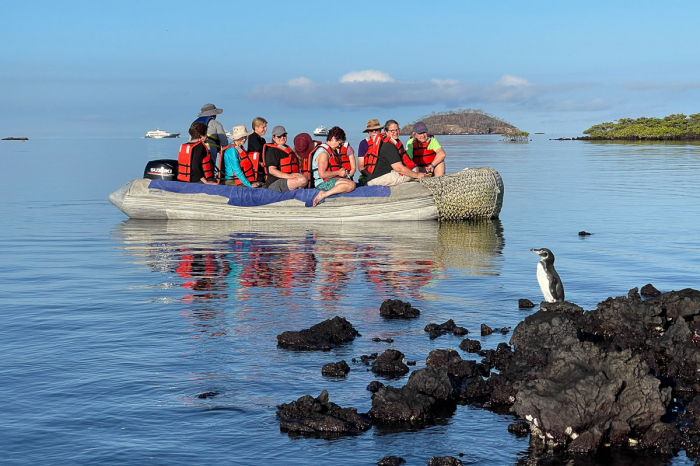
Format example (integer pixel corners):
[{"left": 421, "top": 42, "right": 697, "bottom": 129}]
[{"left": 362, "top": 118, "right": 382, "bottom": 133}]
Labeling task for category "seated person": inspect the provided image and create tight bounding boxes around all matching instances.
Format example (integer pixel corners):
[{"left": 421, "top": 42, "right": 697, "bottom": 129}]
[
  {"left": 262, "top": 125, "right": 308, "bottom": 193},
  {"left": 219, "top": 125, "right": 263, "bottom": 187},
  {"left": 309, "top": 126, "right": 356, "bottom": 206},
  {"left": 177, "top": 122, "right": 217, "bottom": 184},
  {"left": 366, "top": 120, "right": 425, "bottom": 187},
  {"left": 247, "top": 117, "right": 268, "bottom": 183},
  {"left": 358, "top": 118, "right": 383, "bottom": 184},
  {"left": 333, "top": 141, "right": 356, "bottom": 179},
  {"left": 405, "top": 121, "right": 447, "bottom": 176}
]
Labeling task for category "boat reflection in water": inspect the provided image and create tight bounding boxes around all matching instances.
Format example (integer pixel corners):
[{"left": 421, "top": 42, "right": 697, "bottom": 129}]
[{"left": 114, "top": 219, "right": 504, "bottom": 306}]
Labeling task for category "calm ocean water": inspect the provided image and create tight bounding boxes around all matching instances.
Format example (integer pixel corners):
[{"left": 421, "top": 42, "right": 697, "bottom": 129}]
[{"left": 2, "top": 134, "right": 700, "bottom": 465}]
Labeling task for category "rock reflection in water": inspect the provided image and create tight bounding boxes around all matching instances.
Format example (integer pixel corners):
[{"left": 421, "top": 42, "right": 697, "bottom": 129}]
[{"left": 114, "top": 219, "right": 504, "bottom": 303}]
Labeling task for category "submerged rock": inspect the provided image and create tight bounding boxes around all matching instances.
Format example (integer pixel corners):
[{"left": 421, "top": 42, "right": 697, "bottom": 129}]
[
  {"left": 322, "top": 360, "right": 350, "bottom": 377},
  {"left": 196, "top": 391, "right": 219, "bottom": 399},
  {"left": 428, "top": 456, "right": 463, "bottom": 466},
  {"left": 277, "top": 389, "right": 371, "bottom": 436},
  {"left": 425, "top": 319, "right": 461, "bottom": 339},
  {"left": 372, "top": 349, "right": 410, "bottom": 376},
  {"left": 277, "top": 316, "right": 360, "bottom": 351},
  {"left": 380, "top": 299, "right": 420, "bottom": 318}
]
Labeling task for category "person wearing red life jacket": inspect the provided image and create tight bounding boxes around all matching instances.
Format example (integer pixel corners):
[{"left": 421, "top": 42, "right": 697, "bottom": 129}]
[
  {"left": 262, "top": 125, "right": 308, "bottom": 193},
  {"left": 219, "top": 125, "right": 263, "bottom": 187},
  {"left": 358, "top": 118, "right": 383, "bottom": 184},
  {"left": 309, "top": 126, "right": 356, "bottom": 206},
  {"left": 293, "top": 133, "right": 322, "bottom": 189},
  {"left": 405, "top": 121, "right": 447, "bottom": 176},
  {"left": 329, "top": 141, "right": 356, "bottom": 179},
  {"left": 177, "top": 122, "right": 218, "bottom": 184},
  {"left": 366, "top": 120, "right": 425, "bottom": 187},
  {"left": 247, "top": 117, "right": 268, "bottom": 183}
]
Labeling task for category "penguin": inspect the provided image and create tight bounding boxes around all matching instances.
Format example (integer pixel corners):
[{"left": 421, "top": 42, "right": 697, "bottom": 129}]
[{"left": 530, "top": 248, "right": 565, "bottom": 303}]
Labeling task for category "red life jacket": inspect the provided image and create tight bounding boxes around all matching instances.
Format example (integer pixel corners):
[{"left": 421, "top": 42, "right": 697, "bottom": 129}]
[
  {"left": 379, "top": 134, "right": 416, "bottom": 170},
  {"left": 312, "top": 143, "right": 340, "bottom": 182},
  {"left": 299, "top": 140, "right": 323, "bottom": 188},
  {"left": 363, "top": 134, "right": 382, "bottom": 174},
  {"left": 219, "top": 144, "right": 260, "bottom": 186},
  {"left": 262, "top": 143, "right": 299, "bottom": 175},
  {"left": 177, "top": 141, "right": 214, "bottom": 182},
  {"left": 411, "top": 137, "right": 437, "bottom": 167},
  {"left": 328, "top": 142, "right": 352, "bottom": 173}
]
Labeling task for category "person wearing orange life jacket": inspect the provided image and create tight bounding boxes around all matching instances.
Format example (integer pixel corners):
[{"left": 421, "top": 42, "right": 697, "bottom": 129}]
[
  {"left": 309, "top": 126, "right": 356, "bottom": 206},
  {"left": 366, "top": 120, "right": 425, "bottom": 186},
  {"left": 405, "top": 121, "right": 447, "bottom": 176},
  {"left": 293, "top": 133, "right": 322, "bottom": 189},
  {"left": 219, "top": 124, "right": 263, "bottom": 187},
  {"left": 262, "top": 125, "right": 308, "bottom": 193},
  {"left": 177, "top": 122, "right": 218, "bottom": 184},
  {"left": 327, "top": 141, "right": 356, "bottom": 179},
  {"left": 358, "top": 118, "right": 383, "bottom": 183}
]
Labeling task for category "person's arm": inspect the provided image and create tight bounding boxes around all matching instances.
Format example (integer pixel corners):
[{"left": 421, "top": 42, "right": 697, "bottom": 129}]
[
  {"left": 228, "top": 148, "right": 252, "bottom": 187},
  {"left": 212, "top": 120, "right": 228, "bottom": 147},
  {"left": 391, "top": 160, "right": 424, "bottom": 178},
  {"left": 346, "top": 144, "right": 356, "bottom": 176},
  {"left": 429, "top": 138, "right": 446, "bottom": 168},
  {"left": 317, "top": 150, "right": 347, "bottom": 180}
]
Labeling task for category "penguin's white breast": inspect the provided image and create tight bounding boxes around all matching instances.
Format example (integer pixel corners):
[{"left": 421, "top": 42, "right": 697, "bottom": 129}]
[{"left": 537, "top": 262, "right": 554, "bottom": 302}]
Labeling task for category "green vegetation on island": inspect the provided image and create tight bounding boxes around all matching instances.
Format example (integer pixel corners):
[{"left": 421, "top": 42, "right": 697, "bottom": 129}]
[
  {"left": 502, "top": 131, "right": 529, "bottom": 143},
  {"left": 401, "top": 109, "right": 519, "bottom": 135},
  {"left": 583, "top": 114, "right": 700, "bottom": 140}
]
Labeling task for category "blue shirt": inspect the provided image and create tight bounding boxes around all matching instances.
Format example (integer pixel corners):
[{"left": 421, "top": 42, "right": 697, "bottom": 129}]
[{"left": 222, "top": 146, "right": 252, "bottom": 187}]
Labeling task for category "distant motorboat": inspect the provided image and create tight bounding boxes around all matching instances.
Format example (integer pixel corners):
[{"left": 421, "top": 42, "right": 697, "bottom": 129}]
[
  {"left": 313, "top": 126, "right": 328, "bottom": 137},
  {"left": 144, "top": 128, "right": 180, "bottom": 139}
]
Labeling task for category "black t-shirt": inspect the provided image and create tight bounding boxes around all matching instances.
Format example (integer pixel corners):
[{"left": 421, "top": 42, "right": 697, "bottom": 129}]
[
  {"left": 190, "top": 143, "right": 213, "bottom": 183},
  {"left": 367, "top": 139, "right": 402, "bottom": 182},
  {"left": 264, "top": 145, "right": 289, "bottom": 187},
  {"left": 248, "top": 133, "right": 266, "bottom": 181}
]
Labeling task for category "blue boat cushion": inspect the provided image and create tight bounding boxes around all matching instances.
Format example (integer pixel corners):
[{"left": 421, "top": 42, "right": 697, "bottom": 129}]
[{"left": 148, "top": 180, "right": 390, "bottom": 208}]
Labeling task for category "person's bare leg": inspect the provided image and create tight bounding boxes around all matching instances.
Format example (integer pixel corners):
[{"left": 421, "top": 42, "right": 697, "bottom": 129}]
[
  {"left": 434, "top": 161, "right": 446, "bottom": 176},
  {"left": 312, "top": 179, "right": 355, "bottom": 206},
  {"left": 286, "top": 176, "right": 308, "bottom": 191}
]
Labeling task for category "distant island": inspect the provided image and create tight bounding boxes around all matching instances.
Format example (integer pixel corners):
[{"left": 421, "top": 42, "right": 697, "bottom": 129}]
[
  {"left": 400, "top": 109, "right": 519, "bottom": 135},
  {"left": 2, "top": 137, "right": 28, "bottom": 141},
  {"left": 581, "top": 114, "right": 700, "bottom": 140}
]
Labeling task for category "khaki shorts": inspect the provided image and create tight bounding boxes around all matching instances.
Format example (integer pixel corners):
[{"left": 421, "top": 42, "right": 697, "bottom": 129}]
[{"left": 367, "top": 170, "right": 413, "bottom": 187}]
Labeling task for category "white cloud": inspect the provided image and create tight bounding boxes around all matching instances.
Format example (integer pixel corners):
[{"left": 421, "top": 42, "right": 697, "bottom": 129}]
[
  {"left": 339, "top": 70, "right": 394, "bottom": 83},
  {"left": 244, "top": 72, "right": 602, "bottom": 111}
]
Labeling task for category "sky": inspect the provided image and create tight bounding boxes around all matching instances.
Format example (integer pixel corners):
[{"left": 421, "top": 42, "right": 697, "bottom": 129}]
[{"left": 2, "top": 0, "right": 700, "bottom": 138}]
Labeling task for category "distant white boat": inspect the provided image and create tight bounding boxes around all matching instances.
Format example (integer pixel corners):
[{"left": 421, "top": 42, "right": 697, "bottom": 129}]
[
  {"left": 144, "top": 128, "right": 180, "bottom": 139},
  {"left": 313, "top": 126, "right": 328, "bottom": 137}
]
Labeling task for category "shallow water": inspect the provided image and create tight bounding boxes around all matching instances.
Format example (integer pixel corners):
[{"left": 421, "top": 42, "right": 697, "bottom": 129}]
[{"left": 1, "top": 135, "right": 699, "bottom": 465}]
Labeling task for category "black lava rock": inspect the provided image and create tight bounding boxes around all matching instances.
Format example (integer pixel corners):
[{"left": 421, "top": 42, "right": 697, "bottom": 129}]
[
  {"left": 380, "top": 299, "right": 420, "bottom": 318},
  {"left": 428, "top": 456, "right": 463, "bottom": 466},
  {"left": 459, "top": 338, "right": 481, "bottom": 353},
  {"left": 368, "top": 385, "right": 437, "bottom": 423},
  {"left": 641, "top": 283, "right": 661, "bottom": 297},
  {"left": 358, "top": 353, "right": 378, "bottom": 366},
  {"left": 578, "top": 231, "right": 592, "bottom": 236},
  {"left": 507, "top": 419, "right": 529, "bottom": 436},
  {"left": 367, "top": 381, "right": 385, "bottom": 393},
  {"left": 372, "top": 337, "right": 395, "bottom": 343},
  {"left": 277, "top": 390, "right": 371, "bottom": 436},
  {"left": 377, "top": 456, "right": 406, "bottom": 466},
  {"left": 405, "top": 366, "right": 457, "bottom": 401},
  {"left": 480, "top": 324, "right": 493, "bottom": 336},
  {"left": 458, "top": 376, "right": 492, "bottom": 403},
  {"left": 197, "top": 391, "right": 219, "bottom": 399},
  {"left": 372, "top": 349, "right": 409, "bottom": 376},
  {"left": 518, "top": 299, "right": 535, "bottom": 308},
  {"left": 425, "top": 320, "right": 464, "bottom": 339},
  {"left": 277, "top": 316, "right": 360, "bottom": 351},
  {"left": 539, "top": 301, "right": 584, "bottom": 317},
  {"left": 322, "top": 360, "right": 350, "bottom": 377}
]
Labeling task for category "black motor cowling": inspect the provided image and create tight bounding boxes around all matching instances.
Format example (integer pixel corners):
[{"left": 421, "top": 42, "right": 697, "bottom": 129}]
[{"left": 144, "top": 159, "right": 178, "bottom": 180}]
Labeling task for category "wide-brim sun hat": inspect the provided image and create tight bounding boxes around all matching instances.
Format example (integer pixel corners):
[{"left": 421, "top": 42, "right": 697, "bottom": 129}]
[
  {"left": 198, "top": 103, "right": 223, "bottom": 117},
  {"left": 363, "top": 118, "right": 383, "bottom": 133},
  {"left": 231, "top": 125, "right": 254, "bottom": 140},
  {"left": 293, "top": 133, "right": 314, "bottom": 159}
]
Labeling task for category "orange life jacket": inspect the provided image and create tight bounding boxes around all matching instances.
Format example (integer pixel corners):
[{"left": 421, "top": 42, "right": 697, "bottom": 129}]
[
  {"left": 262, "top": 143, "right": 299, "bottom": 175},
  {"left": 363, "top": 134, "right": 382, "bottom": 174},
  {"left": 328, "top": 142, "right": 352, "bottom": 173},
  {"left": 312, "top": 143, "right": 341, "bottom": 182},
  {"left": 378, "top": 134, "right": 416, "bottom": 170},
  {"left": 298, "top": 140, "right": 323, "bottom": 188},
  {"left": 219, "top": 144, "right": 260, "bottom": 186},
  {"left": 411, "top": 137, "right": 437, "bottom": 167},
  {"left": 177, "top": 141, "right": 214, "bottom": 182}
]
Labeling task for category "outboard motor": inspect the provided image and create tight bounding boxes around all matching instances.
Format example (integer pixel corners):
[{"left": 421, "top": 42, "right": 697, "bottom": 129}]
[{"left": 143, "top": 159, "right": 178, "bottom": 181}]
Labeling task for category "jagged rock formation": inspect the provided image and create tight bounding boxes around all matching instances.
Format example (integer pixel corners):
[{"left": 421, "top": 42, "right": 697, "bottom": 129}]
[{"left": 400, "top": 109, "right": 519, "bottom": 135}]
